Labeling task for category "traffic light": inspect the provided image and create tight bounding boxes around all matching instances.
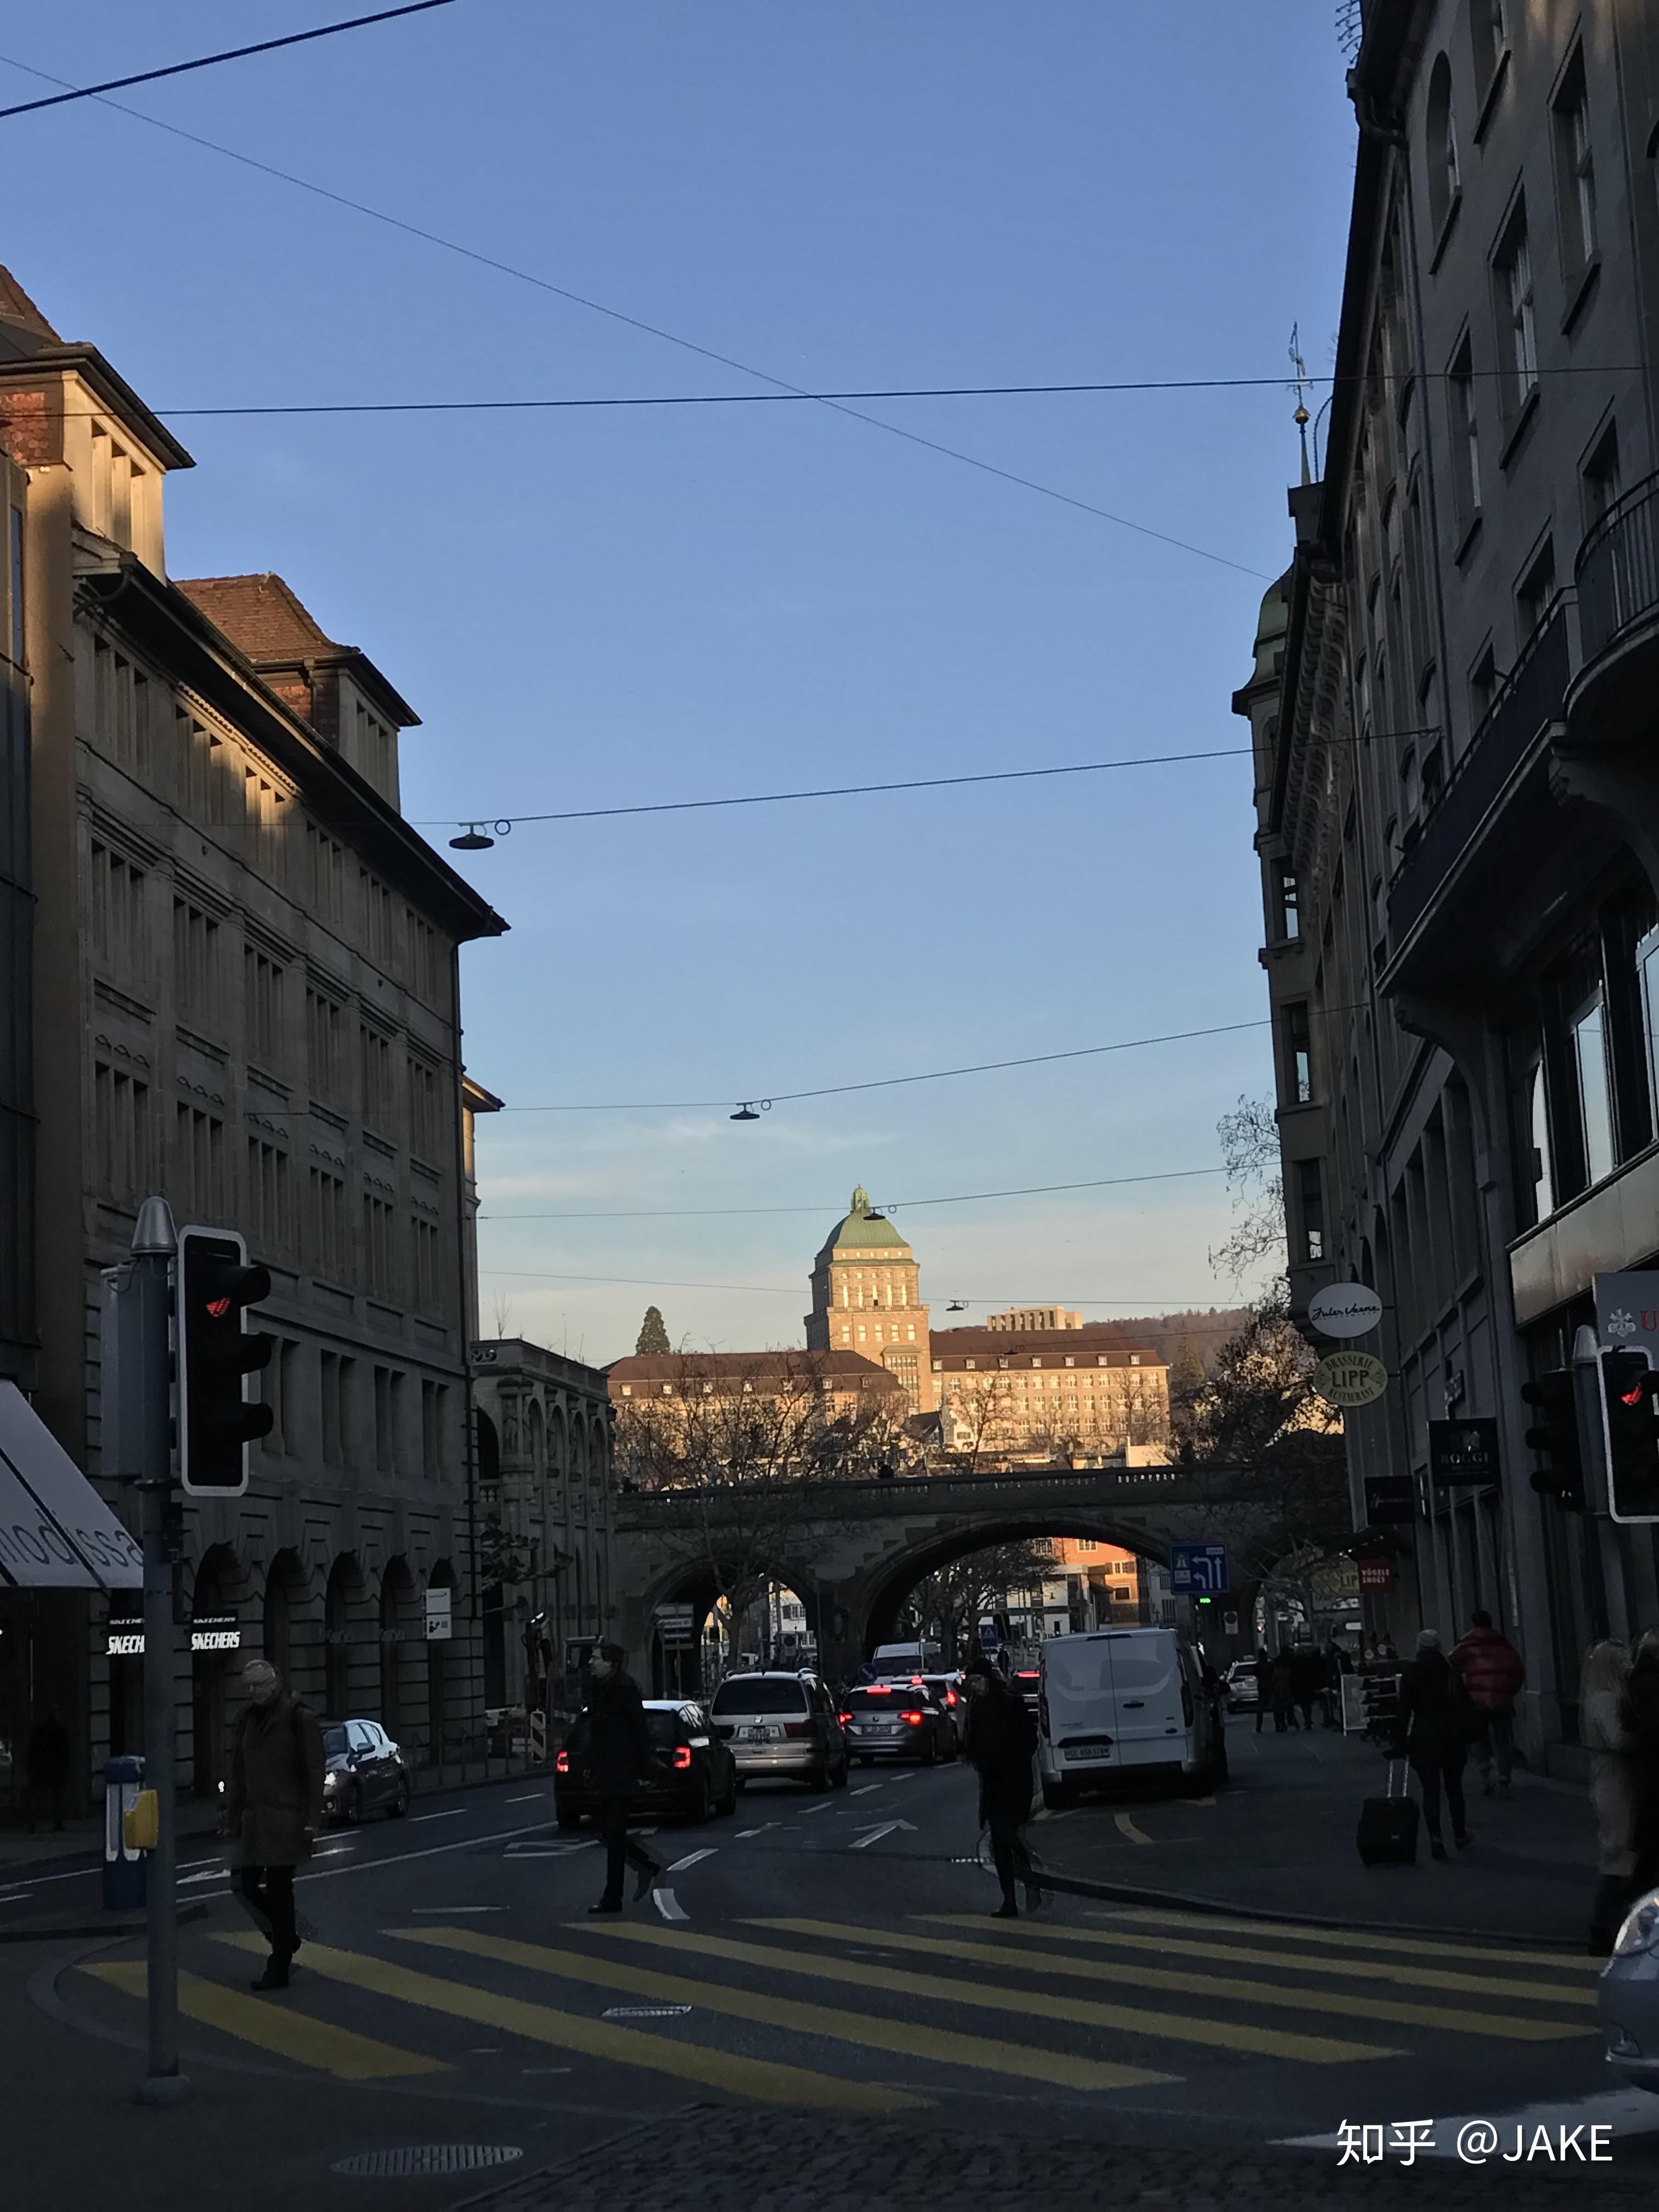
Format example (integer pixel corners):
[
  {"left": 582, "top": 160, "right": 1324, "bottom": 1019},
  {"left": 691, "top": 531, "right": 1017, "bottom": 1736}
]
[
  {"left": 1521, "top": 1369, "right": 1584, "bottom": 1510},
  {"left": 1601, "top": 1349, "right": 1659, "bottom": 1523},
  {"left": 178, "top": 1226, "right": 273, "bottom": 1496}
]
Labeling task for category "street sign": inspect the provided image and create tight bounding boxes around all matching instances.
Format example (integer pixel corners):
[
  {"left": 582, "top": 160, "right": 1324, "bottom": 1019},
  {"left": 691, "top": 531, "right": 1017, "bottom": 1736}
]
[
  {"left": 1312, "top": 1350, "right": 1389, "bottom": 1408},
  {"left": 1222, "top": 1611, "right": 1239, "bottom": 1634},
  {"left": 1428, "top": 1415, "right": 1501, "bottom": 1488},
  {"left": 424, "top": 1586, "right": 452, "bottom": 1642},
  {"left": 1169, "top": 1542, "right": 1229, "bottom": 1595},
  {"left": 654, "top": 1603, "right": 697, "bottom": 1649},
  {"left": 1306, "top": 1282, "right": 1385, "bottom": 1339},
  {"left": 1363, "top": 1473, "right": 1415, "bottom": 1525}
]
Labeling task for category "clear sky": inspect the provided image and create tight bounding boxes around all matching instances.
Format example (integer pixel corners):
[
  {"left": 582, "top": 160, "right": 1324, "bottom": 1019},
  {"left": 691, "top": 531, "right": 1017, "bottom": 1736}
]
[{"left": 4, "top": 2, "right": 1357, "bottom": 1364}]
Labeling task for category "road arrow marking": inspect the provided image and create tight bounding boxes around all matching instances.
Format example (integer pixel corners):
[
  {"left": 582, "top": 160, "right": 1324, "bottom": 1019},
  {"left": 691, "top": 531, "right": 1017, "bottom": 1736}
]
[
  {"left": 849, "top": 1820, "right": 918, "bottom": 1850},
  {"left": 1114, "top": 1813, "right": 1154, "bottom": 1846},
  {"left": 667, "top": 1849, "right": 716, "bottom": 1873},
  {"left": 653, "top": 1887, "right": 689, "bottom": 1923}
]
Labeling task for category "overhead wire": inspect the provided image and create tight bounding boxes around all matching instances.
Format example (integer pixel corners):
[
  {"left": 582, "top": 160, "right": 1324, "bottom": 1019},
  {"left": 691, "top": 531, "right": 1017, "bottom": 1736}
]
[
  {"left": 475, "top": 1265, "right": 1235, "bottom": 1304},
  {"left": 479, "top": 1165, "right": 1228, "bottom": 1222},
  {"left": 0, "top": 49, "right": 1266, "bottom": 581},
  {"left": 0, "top": 2, "right": 467, "bottom": 119}
]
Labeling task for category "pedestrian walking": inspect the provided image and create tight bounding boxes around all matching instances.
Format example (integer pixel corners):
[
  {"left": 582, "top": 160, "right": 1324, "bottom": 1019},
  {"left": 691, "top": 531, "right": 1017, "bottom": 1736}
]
[
  {"left": 1582, "top": 1639, "right": 1638, "bottom": 1955},
  {"left": 1393, "top": 1628, "right": 1472, "bottom": 1861},
  {"left": 1289, "top": 1643, "right": 1324, "bottom": 1732},
  {"left": 1449, "top": 1609, "right": 1525, "bottom": 1797},
  {"left": 1267, "top": 1650, "right": 1298, "bottom": 1733},
  {"left": 583, "top": 1642, "right": 664, "bottom": 1915},
  {"left": 962, "top": 1656, "right": 1040, "bottom": 1917},
  {"left": 1251, "top": 1645, "right": 1273, "bottom": 1734},
  {"left": 1323, "top": 1636, "right": 1353, "bottom": 1728},
  {"left": 1623, "top": 1629, "right": 1659, "bottom": 1894},
  {"left": 24, "top": 1709, "right": 70, "bottom": 1832},
  {"left": 224, "top": 1658, "right": 325, "bottom": 1991}
]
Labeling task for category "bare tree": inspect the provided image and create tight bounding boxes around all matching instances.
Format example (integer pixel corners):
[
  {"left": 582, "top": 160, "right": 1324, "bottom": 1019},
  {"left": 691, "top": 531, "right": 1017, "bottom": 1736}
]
[
  {"left": 488, "top": 1289, "right": 515, "bottom": 1339},
  {"left": 1210, "top": 1093, "right": 1286, "bottom": 1289},
  {"left": 902, "top": 1539, "right": 1059, "bottom": 1664}
]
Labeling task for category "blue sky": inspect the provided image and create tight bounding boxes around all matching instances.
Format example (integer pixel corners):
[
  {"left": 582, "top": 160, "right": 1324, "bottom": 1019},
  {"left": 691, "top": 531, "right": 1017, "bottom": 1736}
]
[{"left": 5, "top": 3, "right": 1357, "bottom": 1363}]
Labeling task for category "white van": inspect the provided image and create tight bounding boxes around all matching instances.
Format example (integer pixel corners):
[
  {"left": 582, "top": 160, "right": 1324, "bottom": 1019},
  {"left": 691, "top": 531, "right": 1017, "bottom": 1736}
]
[
  {"left": 870, "top": 1639, "right": 943, "bottom": 1679},
  {"left": 1036, "top": 1628, "right": 1224, "bottom": 1807}
]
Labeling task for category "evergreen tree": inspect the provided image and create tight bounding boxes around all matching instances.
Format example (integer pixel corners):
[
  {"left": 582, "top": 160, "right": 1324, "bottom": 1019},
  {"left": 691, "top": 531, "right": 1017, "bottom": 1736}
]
[{"left": 635, "top": 1305, "right": 671, "bottom": 1357}]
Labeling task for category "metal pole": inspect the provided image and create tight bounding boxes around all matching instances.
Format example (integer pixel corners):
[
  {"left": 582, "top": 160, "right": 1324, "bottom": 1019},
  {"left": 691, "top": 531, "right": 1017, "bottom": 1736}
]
[{"left": 129, "top": 1197, "right": 184, "bottom": 2104}]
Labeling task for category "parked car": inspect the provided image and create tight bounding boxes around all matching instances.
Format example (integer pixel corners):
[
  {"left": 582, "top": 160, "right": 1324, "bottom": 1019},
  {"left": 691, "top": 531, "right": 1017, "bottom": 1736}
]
[
  {"left": 1602, "top": 1888, "right": 1659, "bottom": 2092},
  {"left": 554, "top": 1699, "right": 736, "bottom": 1831},
  {"left": 708, "top": 1672, "right": 849, "bottom": 1790},
  {"left": 1224, "top": 1660, "right": 1260, "bottom": 1711},
  {"left": 1036, "top": 1628, "right": 1226, "bottom": 1808},
  {"left": 838, "top": 1680, "right": 956, "bottom": 1765},
  {"left": 322, "top": 1718, "right": 412, "bottom": 1824}
]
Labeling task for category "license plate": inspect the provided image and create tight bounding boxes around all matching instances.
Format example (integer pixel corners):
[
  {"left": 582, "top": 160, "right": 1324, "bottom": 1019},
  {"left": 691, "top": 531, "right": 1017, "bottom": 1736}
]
[
  {"left": 1065, "top": 1746, "right": 1114, "bottom": 1762},
  {"left": 739, "top": 1725, "right": 780, "bottom": 1742}
]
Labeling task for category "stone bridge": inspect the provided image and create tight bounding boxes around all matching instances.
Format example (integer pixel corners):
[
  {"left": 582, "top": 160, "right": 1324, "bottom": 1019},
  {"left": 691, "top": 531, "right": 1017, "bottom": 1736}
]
[{"left": 611, "top": 1464, "right": 1272, "bottom": 1688}]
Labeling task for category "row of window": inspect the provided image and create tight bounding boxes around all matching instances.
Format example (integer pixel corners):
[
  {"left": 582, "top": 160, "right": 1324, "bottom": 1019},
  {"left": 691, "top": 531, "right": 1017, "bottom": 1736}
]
[{"left": 264, "top": 1341, "right": 449, "bottom": 1479}]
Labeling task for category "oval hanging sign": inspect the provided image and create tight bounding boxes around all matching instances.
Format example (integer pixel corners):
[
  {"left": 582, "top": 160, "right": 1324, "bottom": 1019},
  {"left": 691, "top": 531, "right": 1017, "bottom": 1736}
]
[
  {"left": 1306, "top": 1282, "right": 1385, "bottom": 1339},
  {"left": 1311, "top": 1350, "right": 1389, "bottom": 1408}
]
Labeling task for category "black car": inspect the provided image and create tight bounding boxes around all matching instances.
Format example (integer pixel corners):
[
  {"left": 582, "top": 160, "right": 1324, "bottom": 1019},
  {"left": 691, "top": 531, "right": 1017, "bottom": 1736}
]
[
  {"left": 322, "top": 1718, "right": 412, "bottom": 1824},
  {"left": 837, "top": 1681, "right": 956, "bottom": 1765},
  {"left": 554, "top": 1699, "right": 738, "bottom": 1831}
]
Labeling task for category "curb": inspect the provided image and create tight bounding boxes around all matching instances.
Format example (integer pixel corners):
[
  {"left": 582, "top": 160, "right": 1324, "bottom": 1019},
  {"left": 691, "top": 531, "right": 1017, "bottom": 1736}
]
[
  {"left": 0, "top": 1899, "right": 207, "bottom": 1946},
  {"left": 1035, "top": 1867, "right": 1590, "bottom": 1951}
]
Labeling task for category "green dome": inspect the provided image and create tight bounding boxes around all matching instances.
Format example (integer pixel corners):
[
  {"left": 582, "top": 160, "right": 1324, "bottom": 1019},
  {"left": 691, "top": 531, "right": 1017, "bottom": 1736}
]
[{"left": 822, "top": 1185, "right": 907, "bottom": 1254}]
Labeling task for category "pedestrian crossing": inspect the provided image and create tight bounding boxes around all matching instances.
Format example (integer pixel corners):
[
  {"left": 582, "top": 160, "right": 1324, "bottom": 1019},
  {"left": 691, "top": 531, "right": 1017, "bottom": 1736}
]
[{"left": 72, "top": 1900, "right": 1600, "bottom": 2110}]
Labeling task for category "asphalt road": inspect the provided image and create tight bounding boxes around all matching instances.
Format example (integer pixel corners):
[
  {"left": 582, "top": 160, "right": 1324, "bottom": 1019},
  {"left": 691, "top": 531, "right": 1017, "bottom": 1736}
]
[{"left": 3, "top": 1748, "right": 1643, "bottom": 2210}]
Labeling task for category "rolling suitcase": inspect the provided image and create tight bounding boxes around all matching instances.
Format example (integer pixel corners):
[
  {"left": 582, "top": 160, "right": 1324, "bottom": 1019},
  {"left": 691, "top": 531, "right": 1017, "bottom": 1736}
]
[{"left": 1357, "top": 1758, "right": 1418, "bottom": 1865}]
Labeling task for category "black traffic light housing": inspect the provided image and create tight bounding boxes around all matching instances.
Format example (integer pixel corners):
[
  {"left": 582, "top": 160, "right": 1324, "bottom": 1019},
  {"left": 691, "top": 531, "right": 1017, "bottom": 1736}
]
[
  {"left": 1601, "top": 1348, "right": 1659, "bottom": 1523},
  {"left": 1521, "top": 1368, "right": 1584, "bottom": 1511},
  {"left": 178, "top": 1226, "right": 273, "bottom": 1496}
]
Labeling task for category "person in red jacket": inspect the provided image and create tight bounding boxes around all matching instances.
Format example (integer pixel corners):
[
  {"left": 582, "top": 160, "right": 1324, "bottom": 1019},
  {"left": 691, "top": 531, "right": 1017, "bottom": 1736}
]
[{"left": 1450, "top": 1610, "right": 1525, "bottom": 1798}]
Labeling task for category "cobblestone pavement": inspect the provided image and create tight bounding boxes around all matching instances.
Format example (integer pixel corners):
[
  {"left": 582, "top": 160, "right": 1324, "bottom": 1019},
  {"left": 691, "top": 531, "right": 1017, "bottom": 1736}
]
[{"left": 458, "top": 2106, "right": 1659, "bottom": 2212}]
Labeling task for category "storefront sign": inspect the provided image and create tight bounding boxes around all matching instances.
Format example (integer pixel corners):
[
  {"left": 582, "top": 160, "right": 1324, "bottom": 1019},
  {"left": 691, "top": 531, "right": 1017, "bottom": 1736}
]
[
  {"left": 1363, "top": 1473, "right": 1416, "bottom": 1525},
  {"left": 1428, "top": 1415, "right": 1501, "bottom": 1488},
  {"left": 1312, "top": 1351, "right": 1389, "bottom": 1408},
  {"left": 1306, "top": 1283, "right": 1385, "bottom": 1339},
  {"left": 1596, "top": 1272, "right": 1659, "bottom": 1350},
  {"left": 106, "top": 1612, "right": 242, "bottom": 1657},
  {"left": 1355, "top": 1557, "right": 1396, "bottom": 1593}
]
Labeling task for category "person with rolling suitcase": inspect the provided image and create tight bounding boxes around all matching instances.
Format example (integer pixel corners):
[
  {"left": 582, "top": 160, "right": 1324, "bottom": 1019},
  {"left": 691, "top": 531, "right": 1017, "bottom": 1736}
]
[
  {"left": 1357, "top": 1754, "right": 1419, "bottom": 1864},
  {"left": 1394, "top": 1627, "right": 1473, "bottom": 1861}
]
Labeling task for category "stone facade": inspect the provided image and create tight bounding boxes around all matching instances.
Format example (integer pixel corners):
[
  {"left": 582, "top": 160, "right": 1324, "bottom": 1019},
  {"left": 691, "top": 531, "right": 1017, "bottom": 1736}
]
[
  {"left": 0, "top": 268, "right": 506, "bottom": 1805},
  {"left": 1238, "top": 0, "right": 1659, "bottom": 1767},
  {"left": 804, "top": 1187, "right": 935, "bottom": 1410},
  {"left": 931, "top": 1326, "right": 1170, "bottom": 1464}
]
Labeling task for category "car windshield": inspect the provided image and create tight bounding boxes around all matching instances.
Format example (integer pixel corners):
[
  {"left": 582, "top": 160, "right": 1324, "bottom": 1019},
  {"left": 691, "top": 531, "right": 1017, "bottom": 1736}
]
[
  {"left": 711, "top": 1678, "right": 809, "bottom": 1716},
  {"left": 323, "top": 1726, "right": 348, "bottom": 1757}
]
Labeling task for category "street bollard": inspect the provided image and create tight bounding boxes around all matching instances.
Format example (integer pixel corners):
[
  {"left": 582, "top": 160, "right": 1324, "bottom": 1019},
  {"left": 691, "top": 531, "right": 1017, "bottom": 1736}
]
[{"left": 102, "top": 1756, "right": 147, "bottom": 1911}]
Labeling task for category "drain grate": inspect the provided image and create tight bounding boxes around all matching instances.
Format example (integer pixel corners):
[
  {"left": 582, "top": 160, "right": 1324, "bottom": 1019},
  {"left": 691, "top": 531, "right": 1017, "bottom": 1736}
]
[
  {"left": 330, "top": 2146, "right": 524, "bottom": 2179},
  {"left": 602, "top": 2002, "right": 692, "bottom": 2019}
]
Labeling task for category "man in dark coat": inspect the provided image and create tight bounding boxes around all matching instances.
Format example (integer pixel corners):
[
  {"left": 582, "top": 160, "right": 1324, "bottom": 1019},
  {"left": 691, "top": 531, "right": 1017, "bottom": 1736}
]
[
  {"left": 1289, "top": 1642, "right": 1325, "bottom": 1732},
  {"left": 584, "top": 1643, "right": 664, "bottom": 1914},
  {"left": 1251, "top": 1646, "right": 1273, "bottom": 1734},
  {"left": 24, "top": 1709, "right": 70, "bottom": 1832},
  {"left": 1393, "top": 1628, "right": 1471, "bottom": 1860},
  {"left": 224, "top": 1658, "right": 325, "bottom": 1990},
  {"left": 962, "top": 1656, "right": 1040, "bottom": 1917}
]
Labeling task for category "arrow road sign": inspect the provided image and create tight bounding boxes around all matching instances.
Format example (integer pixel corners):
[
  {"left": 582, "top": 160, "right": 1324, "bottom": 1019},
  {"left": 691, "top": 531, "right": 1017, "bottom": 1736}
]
[
  {"left": 1170, "top": 1542, "right": 1230, "bottom": 1596},
  {"left": 848, "top": 1820, "right": 918, "bottom": 1850}
]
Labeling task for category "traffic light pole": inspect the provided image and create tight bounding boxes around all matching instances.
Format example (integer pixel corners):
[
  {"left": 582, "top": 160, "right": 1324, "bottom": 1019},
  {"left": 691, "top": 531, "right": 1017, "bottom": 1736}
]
[
  {"left": 1573, "top": 1323, "right": 1630, "bottom": 1645},
  {"left": 131, "top": 1198, "right": 187, "bottom": 2106}
]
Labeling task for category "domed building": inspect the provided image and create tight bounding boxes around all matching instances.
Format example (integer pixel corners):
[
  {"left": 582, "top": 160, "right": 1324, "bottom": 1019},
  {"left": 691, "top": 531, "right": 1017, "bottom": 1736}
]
[{"left": 804, "top": 1187, "right": 934, "bottom": 1412}]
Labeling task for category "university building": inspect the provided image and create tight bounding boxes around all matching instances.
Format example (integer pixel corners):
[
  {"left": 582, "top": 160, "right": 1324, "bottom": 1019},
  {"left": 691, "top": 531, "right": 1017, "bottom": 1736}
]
[
  {"left": 1238, "top": 0, "right": 1659, "bottom": 1768},
  {"left": 0, "top": 267, "right": 507, "bottom": 1808}
]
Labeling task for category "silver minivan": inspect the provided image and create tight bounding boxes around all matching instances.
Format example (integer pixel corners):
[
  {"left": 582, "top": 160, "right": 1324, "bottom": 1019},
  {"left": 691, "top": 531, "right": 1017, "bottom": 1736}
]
[
  {"left": 1037, "top": 1628, "right": 1226, "bottom": 1807},
  {"left": 709, "top": 1672, "right": 849, "bottom": 1791}
]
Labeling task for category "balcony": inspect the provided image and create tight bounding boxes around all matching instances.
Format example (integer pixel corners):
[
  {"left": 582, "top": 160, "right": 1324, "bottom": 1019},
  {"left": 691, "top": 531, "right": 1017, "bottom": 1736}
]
[
  {"left": 1567, "top": 471, "right": 1659, "bottom": 748},
  {"left": 1387, "top": 599, "right": 1571, "bottom": 949}
]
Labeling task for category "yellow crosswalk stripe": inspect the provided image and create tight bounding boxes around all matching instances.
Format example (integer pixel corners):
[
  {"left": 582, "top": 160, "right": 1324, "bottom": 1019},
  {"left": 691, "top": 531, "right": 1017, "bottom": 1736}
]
[
  {"left": 870, "top": 1921, "right": 1587, "bottom": 2042},
  {"left": 81, "top": 1961, "right": 448, "bottom": 2080},
  {"left": 211, "top": 1932, "right": 919, "bottom": 2110},
  {"left": 584, "top": 1919, "right": 1397, "bottom": 2065},
  {"left": 921, "top": 1915, "right": 1596, "bottom": 2008},
  {"left": 396, "top": 1925, "right": 1172, "bottom": 2094},
  {"left": 1104, "top": 1906, "right": 1602, "bottom": 1976}
]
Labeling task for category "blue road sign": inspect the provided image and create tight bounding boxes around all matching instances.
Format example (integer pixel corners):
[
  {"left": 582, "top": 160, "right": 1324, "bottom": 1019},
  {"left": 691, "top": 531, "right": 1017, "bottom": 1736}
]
[{"left": 1170, "top": 1542, "right": 1230, "bottom": 1596}]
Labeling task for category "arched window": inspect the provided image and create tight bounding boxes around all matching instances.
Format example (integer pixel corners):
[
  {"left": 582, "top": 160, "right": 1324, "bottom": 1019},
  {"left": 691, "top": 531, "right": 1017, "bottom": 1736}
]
[{"left": 1425, "top": 54, "right": 1459, "bottom": 238}]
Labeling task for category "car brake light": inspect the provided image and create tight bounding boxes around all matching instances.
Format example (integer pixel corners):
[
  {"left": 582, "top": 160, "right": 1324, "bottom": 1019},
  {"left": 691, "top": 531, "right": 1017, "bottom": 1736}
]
[
  {"left": 903, "top": 1711, "right": 924, "bottom": 1725},
  {"left": 945, "top": 1690, "right": 957, "bottom": 1706},
  {"left": 866, "top": 1684, "right": 890, "bottom": 1694},
  {"left": 837, "top": 1712, "right": 851, "bottom": 1725},
  {"left": 672, "top": 1745, "right": 692, "bottom": 1770},
  {"left": 555, "top": 1750, "right": 569, "bottom": 1774}
]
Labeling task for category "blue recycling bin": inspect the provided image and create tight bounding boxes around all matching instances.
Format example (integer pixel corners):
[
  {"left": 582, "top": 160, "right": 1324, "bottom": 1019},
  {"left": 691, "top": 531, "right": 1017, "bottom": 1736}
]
[{"left": 103, "top": 1754, "right": 146, "bottom": 1910}]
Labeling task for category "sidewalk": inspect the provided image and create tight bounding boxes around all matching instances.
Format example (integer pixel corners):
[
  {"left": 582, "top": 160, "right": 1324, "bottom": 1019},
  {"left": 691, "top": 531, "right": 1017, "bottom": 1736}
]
[{"left": 1030, "top": 1719, "right": 1600, "bottom": 1945}]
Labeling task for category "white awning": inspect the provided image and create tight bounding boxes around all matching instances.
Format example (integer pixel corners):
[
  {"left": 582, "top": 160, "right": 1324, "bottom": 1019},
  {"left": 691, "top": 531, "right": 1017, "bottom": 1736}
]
[{"left": 0, "top": 1383, "right": 144, "bottom": 1592}]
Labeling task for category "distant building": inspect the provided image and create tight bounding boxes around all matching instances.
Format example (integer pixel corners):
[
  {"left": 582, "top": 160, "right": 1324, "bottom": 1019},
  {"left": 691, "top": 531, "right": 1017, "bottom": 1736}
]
[
  {"left": 610, "top": 1348, "right": 908, "bottom": 1476},
  {"left": 930, "top": 1325, "right": 1170, "bottom": 1464},
  {"left": 804, "top": 1187, "right": 934, "bottom": 1410},
  {"left": 986, "top": 1306, "right": 1082, "bottom": 1333}
]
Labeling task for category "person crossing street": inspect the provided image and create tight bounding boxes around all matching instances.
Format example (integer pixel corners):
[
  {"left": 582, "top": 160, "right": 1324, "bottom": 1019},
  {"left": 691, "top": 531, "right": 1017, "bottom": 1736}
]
[
  {"left": 583, "top": 1643, "right": 665, "bottom": 1914},
  {"left": 224, "top": 1658, "right": 325, "bottom": 1992},
  {"left": 963, "top": 1656, "right": 1041, "bottom": 1917}
]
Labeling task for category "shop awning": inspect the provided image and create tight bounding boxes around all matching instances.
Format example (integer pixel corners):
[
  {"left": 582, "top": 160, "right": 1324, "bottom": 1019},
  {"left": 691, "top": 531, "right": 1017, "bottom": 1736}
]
[{"left": 0, "top": 1383, "right": 143, "bottom": 1592}]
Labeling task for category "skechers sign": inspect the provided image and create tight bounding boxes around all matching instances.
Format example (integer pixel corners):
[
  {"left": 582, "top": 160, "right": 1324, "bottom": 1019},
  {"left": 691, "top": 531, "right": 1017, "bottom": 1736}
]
[
  {"left": 106, "top": 1613, "right": 242, "bottom": 1658},
  {"left": 1306, "top": 1283, "right": 1385, "bottom": 1340}
]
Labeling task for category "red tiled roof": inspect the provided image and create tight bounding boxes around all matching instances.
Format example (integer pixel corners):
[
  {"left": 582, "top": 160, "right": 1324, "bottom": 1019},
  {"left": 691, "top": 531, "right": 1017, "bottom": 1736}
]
[{"left": 930, "top": 1324, "right": 1165, "bottom": 1369}]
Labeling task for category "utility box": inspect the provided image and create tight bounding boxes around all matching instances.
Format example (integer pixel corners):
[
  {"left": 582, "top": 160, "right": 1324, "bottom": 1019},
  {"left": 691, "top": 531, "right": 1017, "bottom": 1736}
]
[{"left": 103, "top": 1755, "right": 146, "bottom": 1910}]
